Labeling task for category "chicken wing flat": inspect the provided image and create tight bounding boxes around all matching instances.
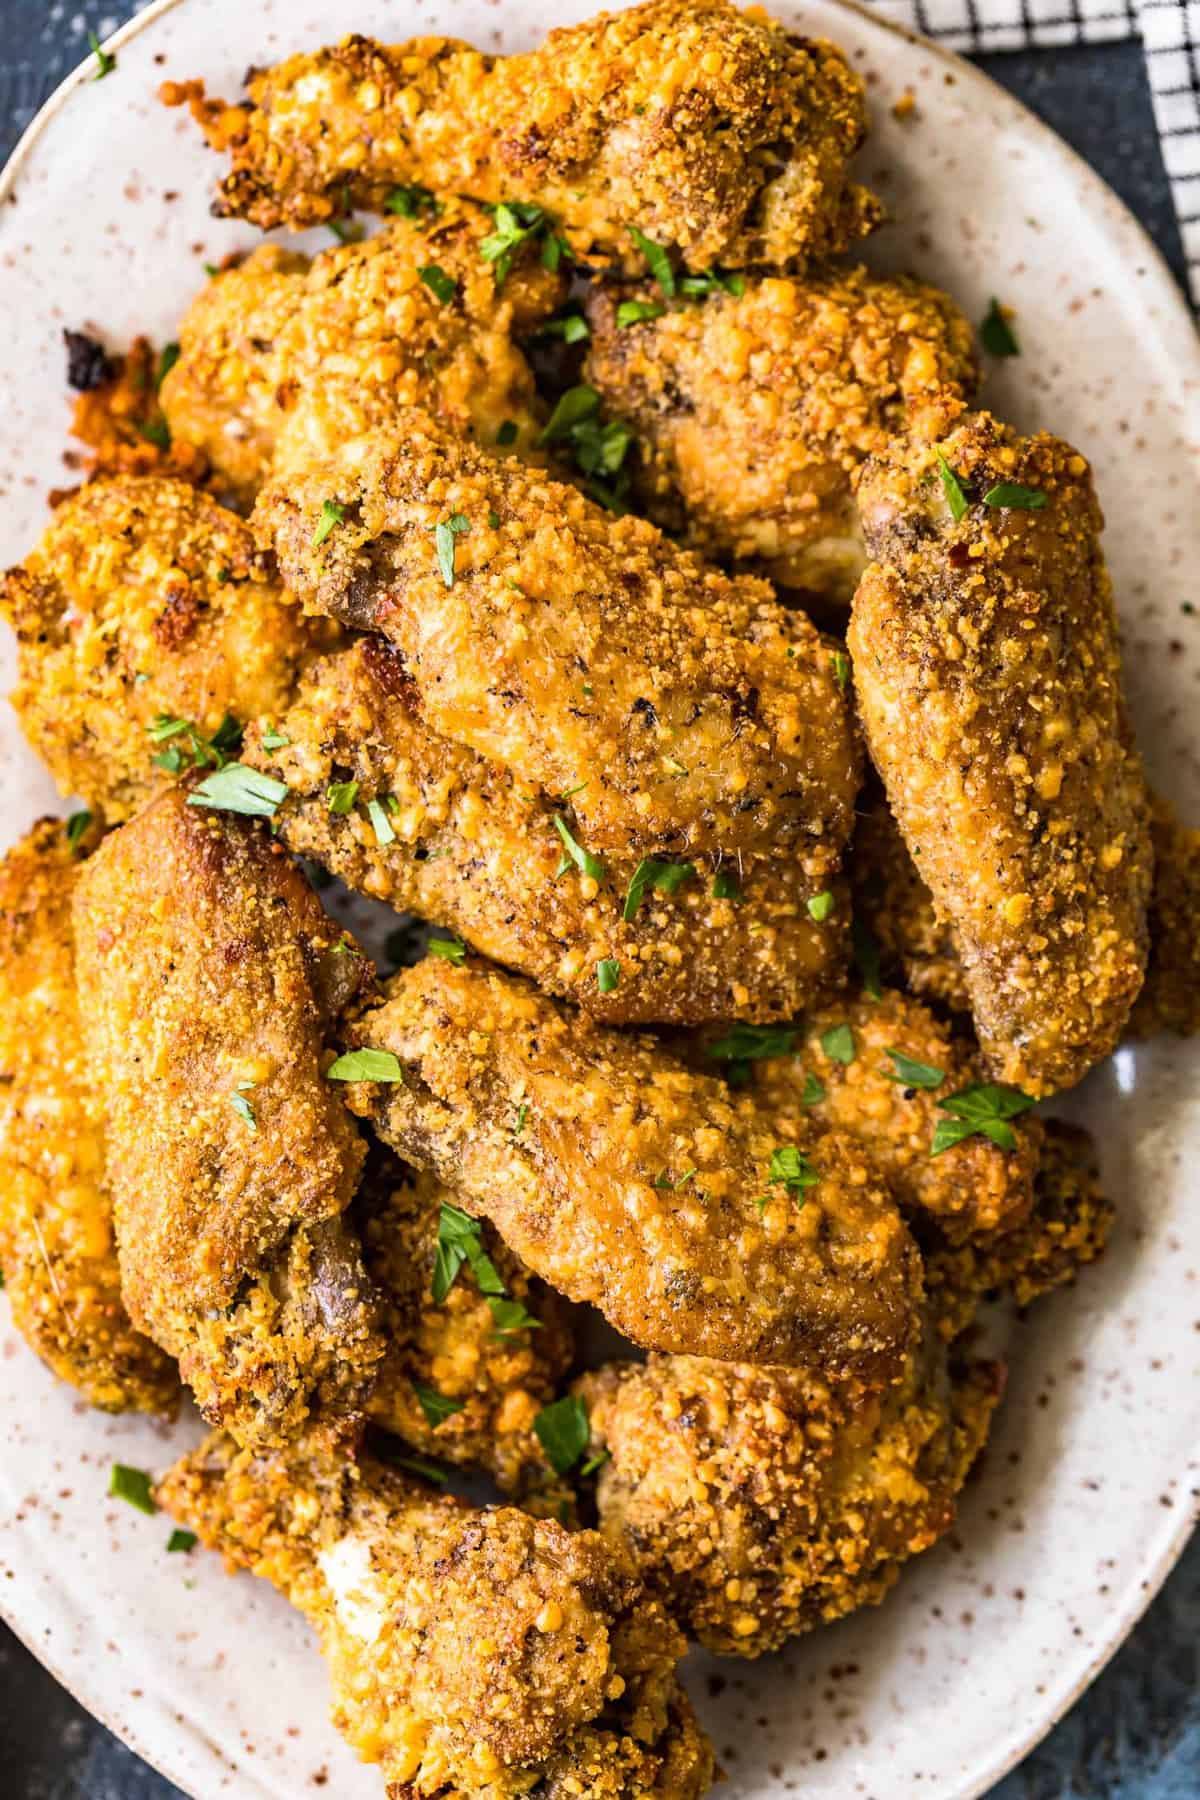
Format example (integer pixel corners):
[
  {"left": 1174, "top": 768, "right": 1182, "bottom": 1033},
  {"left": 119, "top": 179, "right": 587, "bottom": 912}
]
[
  {"left": 0, "top": 820, "right": 177, "bottom": 1413},
  {"left": 156, "top": 1432, "right": 714, "bottom": 1800},
  {"left": 242, "top": 635, "right": 848, "bottom": 1025},
  {"left": 583, "top": 266, "right": 977, "bottom": 604},
  {"left": 255, "top": 411, "right": 860, "bottom": 862},
  {"left": 71, "top": 788, "right": 382, "bottom": 1446},
  {"left": 337, "top": 956, "right": 922, "bottom": 1379},
  {"left": 1130, "top": 794, "right": 1200, "bottom": 1037},
  {"left": 848, "top": 784, "right": 970, "bottom": 1013},
  {"left": 357, "top": 1151, "right": 573, "bottom": 1497},
  {"left": 849, "top": 412, "right": 1153, "bottom": 1095},
  {"left": 0, "top": 476, "right": 319, "bottom": 821},
  {"left": 162, "top": 205, "right": 563, "bottom": 506},
  {"left": 743, "top": 987, "right": 1042, "bottom": 1241},
  {"left": 171, "top": 0, "right": 880, "bottom": 272},
  {"left": 577, "top": 1328, "right": 1000, "bottom": 1657}
]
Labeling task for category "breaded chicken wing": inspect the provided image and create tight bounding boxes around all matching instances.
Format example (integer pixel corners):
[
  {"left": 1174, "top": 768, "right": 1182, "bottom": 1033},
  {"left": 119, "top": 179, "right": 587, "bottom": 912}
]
[
  {"left": 243, "top": 635, "right": 849, "bottom": 1025},
  {"left": 71, "top": 788, "right": 382, "bottom": 1446},
  {"left": 745, "top": 987, "right": 1042, "bottom": 1240},
  {"left": 1130, "top": 794, "right": 1200, "bottom": 1037},
  {"left": 583, "top": 266, "right": 977, "bottom": 603},
  {"left": 849, "top": 413, "right": 1152, "bottom": 1094},
  {"left": 848, "top": 785, "right": 970, "bottom": 1013},
  {"left": 63, "top": 335, "right": 209, "bottom": 490},
  {"left": 171, "top": 0, "right": 880, "bottom": 272},
  {"left": 162, "top": 206, "right": 563, "bottom": 506},
  {"left": 0, "top": 476, "right": 319, "bottom": 822},
  {"left": 357, "top": 1150, "right": 573, "bottom": 1496},
  {"left": 577, "top": 1326, "right": 1000, "bottom": 1656},
  {"left": 156, "top": 1431, "right": 714, "bottom": 1800},
  {"left": 337, "top": 956, "right": 922, "bottom": 1380},
  {"left": 255, "top": 412, "right": 860, "bottom": 861},
  {"left": 0, "top": 820, "right": 177, "bottom": 1413}
]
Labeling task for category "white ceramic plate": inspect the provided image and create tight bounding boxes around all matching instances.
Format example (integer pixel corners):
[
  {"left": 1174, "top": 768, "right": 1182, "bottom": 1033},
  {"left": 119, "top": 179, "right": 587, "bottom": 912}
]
[{"left": 1, "top": 2, "right": 1198, "bottom": 1796}]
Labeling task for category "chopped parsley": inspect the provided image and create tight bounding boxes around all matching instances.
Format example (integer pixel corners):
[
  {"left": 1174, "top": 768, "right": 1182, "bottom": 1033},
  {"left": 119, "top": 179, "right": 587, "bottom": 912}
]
[
  {"left": 328, "top": 214, "right": 365, "bottom": 244},
  {"left": 389, "top": 1452, "right": 449, "bottom": 1487},
  {"left": 384, "top": 183, "right": 438, "bottom": 218},
  {"left": 413, "top": 1380, "right": 465, "bottom": 1428},
  {"left": 312, "top": 499, "right": 344, "bottom": 547},
  {"left": 931, "top": 1082, "right": 1035, "bottom": 1154},
  {"left": 538, "top": 385, "right": 635, "bottom": 510},
  {"left": 418, "top": 263, "right": 457, "bottom": 304},
  {"left": 481, "top": 201, "right": 570, "bottom": 284},
  {"left": 89, "top": 30, "right": 116, "bottom": 79},
  {"left": 616, "top": 299, "right": 666, "bottom": 328},
  {"left": 166, "top": 1529, "right": 197, "bottom": 1553},
  {"left": 820, "top": 1022, "right": 856, "bottom": 1065},
  {"left": 552, "top": 814, "right": 606, "bottom": 884},
  {"left": 327, "top": 779, "right": 359, "bottom": 814},
  {"left": 229, "top": 1088, "right": 257, "bottom": 1132},
  {"left": 712, "top": 868, "right": 742, "bottom": 901},
  {"left": 537, "top": 309, "right": 591, "bottom": 344},
  {"left": 427, "top": 936, "right": 467, "bottom": 964},
  {"left": 807, "top": 890, "right": 835, "bottom": 923},
  {"left": 488, "top": 510, "right": 501, "bottom": 528},
  {"left": 980, "top": 297, "right": 1020, "bottom": 357},
  {"left": 622, "top": 857, "right": 695, "bottom": 920},
  {"left": 801, "top": 1071, "right": 825, "bottom": 1105},
  {"left": 156, "top": 342, "right": 181, "bottom": 388},
  {"left": 982, "top": 482, "right": 1047, "bottom": 510},
  {"left": 540, "top": 384, "right": 604, "bottom": 442},
  {"left": 432, "top": 1202, "right": 540, "bottom": 1337},
  {"left": 325, "top": 1048, "right": 404, "bottom": 1084},
  {"left": 513, "top": 1101, "right": 529, "bottom": 1136},
  {"left": 64, "top": 810, "right": 92, "bottom": 853},
  {"left": 259, "top": 725, "right": 290, "bottom": 752},
  {"left": 435, "top": 512, "right": 470, "bottom": 588},
  {"left": 885, "top": 1049, "right": 945, "bottom": 1090},
  {"left": 366, "top": 796, "right": 396, "bottom": 846},
  {"left": 677, "top": 269, "right": 746, "bottom": 299},
  {"left": 597, "top": 957, "right": 620, "bottom": 993},
  {"left": 487, "top": 1295, "right": 542, "bottom": 1335},
  {"left": 533, "top": 1394, "right": 591, "bottom": 1475},
  {"left": 187, "top": 764, "right": 289, "bottom": 819},
  {"left": 148, "top": 712, "right": 242, "bottom": 774},
  {"left": 831, "top": 650, "right": 851, "bottom": 691},
  {"left": 937, "top": 454, "right": 969, "bottom": 522},
  {"left": 706, "top": 1023, "right": 795, "bottom": 1063},
  {"left": 140, "top": 417, "right": 170, "bottom": 451},
  {"left": 762, "top": 1145, "right": 819, "bottom": 1209},
  {"left": 110, "top": 1464, "right": 155, "bottom": 1514},
  {"left": 496, "top": 419, "right": 519, "bottom": 447},
  {"left": 627, "top": 225, "right": 676, "bottom": 297},
  {"left": 852, "top": 917, "right": 883, "bottom": 1000}
]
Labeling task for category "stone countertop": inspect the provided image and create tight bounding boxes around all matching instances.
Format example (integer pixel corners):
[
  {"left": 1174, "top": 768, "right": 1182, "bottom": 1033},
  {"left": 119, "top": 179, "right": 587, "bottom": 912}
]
[{"left": 0, "top": 7, "right": 1193, "bottom": 1799}]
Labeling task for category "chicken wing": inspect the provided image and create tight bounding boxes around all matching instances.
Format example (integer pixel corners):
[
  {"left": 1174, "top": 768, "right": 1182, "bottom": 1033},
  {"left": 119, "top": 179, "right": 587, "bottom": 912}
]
[
  {"left": 583, "top": 266, "right": 977, "bottom": 603},
  {"left": 242, "top": 635, "right": 849, "bottom": 1025},
  {"left": 848, "top": 784, "right": 970, "bottom": 1013},
  {"left": 71, "top": 788, "right": 382, "bottom": 1446},
  {"left": 849, "top": 412, "right": 1153, "bottom": 1094},
  {"left": 169, "top": 0, "right": 880, "bottom": 272},
  {"left": 0, "top": 820, "right": 177, "bottom": 1413},
  {"left": 336, "top": 955, "right": 922, "bottom": 1379},
  {"left": 0, "top": 476, "right": 320, "bottom": 822},
  {"left": 156, "top": 1431, "right": 714, "bottom": 1800},
  {"left": 577, "top": 1327, "right": 1000, "bottom": 1656},
  {"left": 1130, "top": 793, "right": 1200, "bottom": 1037},
  {"left": 255, "top": 410, "right": 860, "bottom": 862}
]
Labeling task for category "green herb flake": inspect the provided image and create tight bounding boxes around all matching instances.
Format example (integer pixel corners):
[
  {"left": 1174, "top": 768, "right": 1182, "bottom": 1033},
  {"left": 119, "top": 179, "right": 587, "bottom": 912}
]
[
  {"left": 937, "top": 454, "right": 970, "bottom": 522},
  {"left": 552, "top": 814, "right": 606, "bottom": 885},
  {"left": 627, "top": 226, "right": 676, "bottom": 297},
  {"left": 327, "top": 779, "right": 359, "bottom": 815},
  {"left": 706, "top": 1024, "right": 795, "bottom": 1064},
  {"left": 487, "top": 510, "right": 501, "bottom": 529},
  {"left": 435, "top": 512, "right": 470, "bottom": 588},
  {"left": 982, "top": 482, "right": 1047, "bottom": 511},
  {"left": 539, "top": 310, "right": 591, "bottom": 344},
  {"left": 885, "top": 1049, "right": 945, "bottom": 1090},
  {"left": 325, "top": 1048, "right": 405, "bottom": 1084},
  {"left": 712, "top": 869, "right": 742, "bottom": 901},
  {"left": 328, "top": 214, "right": 365, "bottom": 244},
  {"left": 801, "top": 1071, "right": 826, "bottom": 1106},
  {"left": 389, "top": 1452, "right": 449, "bottom": 1487},
  {"left": 487, "top": 1294, "right": 542, "bottom": 1336},
  {"left": 513, "top": 1101, "right": 529, "bottom": 1137},
  {"left": 678, "top": 269, "right": 746, "bottom": 299},
  {"left": 156, "top": 342, "right": 181, "bottom": 388},
  {"left": 140, "top": 417, "right": 170, "bottom": 451},
  {"left": 980, "top": 297, "right": 1020, "bottom": 358},
  {"left": 427, "top": 936, "right": 467, "bottom": 964},
  {"left": 622, "top": 857, "right": 696, "bottom": 921},
  {"left": 64, "top": 811, "right": 93, "bottom": 854},
  {"left": 533, "top": 1394, "right": 591, "bottom": 1475},
  {"left": 229, "top": 1090, "right": 257, "bottom": 1133},
  {"left": 496, "top": 420, "right": 519, "bottom": 447},
  {"left": 763, "top": 1145, "right": 820, "bottom": 1208},
  {"left": 166, "top": 1529, "right": 197, "bottom": 1553},
  {"left": 413, "top": 1381, "right": 465, "bottom": 1428},
  {"left": 366, "top": 796, "right": 396, "bottom": 846},
  {"left": 384, "top": 183, "right": 437, "bottom": 218},
  {"left": 110, "top": 1464, "right": 155, "bottom": 1515},
  {"left": 831, "top": 650, "right": 851, "bottom": 691},
  {"left": 418, "top": 263, "right": 458, "bottom": 304},
  {"left": 539, "top": 384, "right": 601, "bottom": 443},
  {"left": 820, "top": 1022, "right": 856, "bottom": 1065},
  {"left": 931, "top": 1081, "right": 1036, "bottom": 1155},
  {"left": 89, "top": 30, "right": 116, "bottom": 79},
  {"left": 187, "top": 764, "right": 289, "bottom": 819},
  {"left": 580, "top": 1448, "right": 611, "bottom": 1477},
  {"left": 596, "top": 957, "right": 620, "bottom": 993},
  {"left": 260, "top": 725, "right": 290, "bottom": 752},
  {"left": 616, "top": 299, "right": 667, "bottom": 328},
  {"left": 807, "top": 890, "right": 835, "bottom": 923},
  {"left": 480, "top": 201, "right": 566, "bottom": 285},
  {"left": 852, "top": 917, "right": 883, "bottom": 1001},
  {"left": 312, "top": 499, "right": 344, "bottom": 547}
]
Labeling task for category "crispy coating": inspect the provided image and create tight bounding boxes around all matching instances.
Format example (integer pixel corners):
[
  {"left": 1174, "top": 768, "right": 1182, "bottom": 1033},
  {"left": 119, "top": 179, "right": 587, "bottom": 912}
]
[
  {"left": 357, "top": 1151, "right": 573, "bottom": 1496},
  {"left": 1130, "top": 793, "right": 1200, "bottom": 1037},
  {"left": 162, "top": 208, "right": 563, "bottom": 507},
  {"left": 156, "top": 1431, "right": 714, "bottom": 1800},
  {"left": 340, "top": 956, "right": 922, "bottom": 1380},
  {"left": 0, "top": 476, "right": 319, "bottom": 822},
  {"left": 71, "top": 789, "right": 382, "bottom": 1446},
  {"left": 747, "top": 987, "right": 1042, "bottom": 1240},
  {"left": 175, "top": 0, "right": 880, "bottom": 272},
  {"left": 849, "top": 412, "right": 1153, "bottom": 1095},
  {"left": 0, "top": 821, "right": 177, "bottom": 1413},
  {"left": 924, "top": 1120, "right": 1113, "bottom": 1341},
  {"left": 243, "top": 635, "right": 849, "bottom": 1025},
  {"left": 255, "top": 411, "right": 860, "bottom": 861},
  {"left": 848, "top": 785, "right": 970, "bottom": 1013},
  {"left": 583, "top": 266, "right": 977, "bottom": 603},
  {"left": 63, "top": 336, "right": 209, "bottom": 491},
  {"left": 578, "top": 1327, "right": 1000, "bottom": 1656}
]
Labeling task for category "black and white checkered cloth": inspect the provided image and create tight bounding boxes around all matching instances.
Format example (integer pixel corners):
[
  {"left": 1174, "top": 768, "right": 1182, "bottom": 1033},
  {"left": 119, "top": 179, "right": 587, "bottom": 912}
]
[{"left": 1, "top": 1, "right": 1197, "bottom": 301}]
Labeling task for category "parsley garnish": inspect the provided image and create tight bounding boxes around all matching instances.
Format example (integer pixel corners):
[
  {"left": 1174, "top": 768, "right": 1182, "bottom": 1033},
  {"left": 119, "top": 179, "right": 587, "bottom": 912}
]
[
  {"left": 413, "top": 1380, "right": 464, "bottom": 1428},
  {"left": 980, "top": 297, "right": 1020, "bottom": 357},
  {"left": 831, "top": 650, "right": 851, "bottom": 691},
  {"left": 539, "top": 385, "right": 635, "bottom": 509},
  {"left": 706, "top": 1024, "right": 795, "bottom": 1063},
  {"left": 538, "top": 309, "right": 590, "bottom": 344},
  {"left": 435, "top": 512, "right": 469, "bottom": 588},
  {"left": 801, "top": 1072, "right": 825, "bottom": 1105},
  {"left": 622, "top": 857, "right": 695, "bottom": 920},
  {"left": 552, "top": 814, "right": 606, "bottom": 884},
  {"left": 229, "top": 1088, "right": 257, "bottom": 1132},
  {"left": 140, "top": 417, "right": 170, "bottom": 451},
  {"left": 807, "top": 890, "right": 835, "bottom": 922},
  {"left": 366, "top": 796, "right": 395, "bottom": 846},
  {"left": 885, "top": 1049, "right": 945, "bottom": 1089},
  {"left": 427, "top": 936, "right": 466, "bottom": 964},
  {"left": 712, "top": 869, "right": 742, "bottom": 901},
  {"left": 982, "top": 482, "right": 1046, "bottom": 510},
  {"left": 597, "top": 957, "right": 620, "bottom": 993},
  {"left": 110, "top": 1464, "right": 155, "bottom": 1514},
  {"left": 937, "top": 454, "right": 969, "bottom": 522},
  {"left": 496, "top": 420, "right": 519, "bottom": 447},
  {"left": 89, "top": 30, "right": 116, "bottom": 79},
  {"left": 65, "top": 810, "right": 92, "bottom": 853},
  {"left": 931, "top": 1082, "right": 1035, "bottom": 1155},
  {"left": 325, "top": 1048, "right": 404, "bottom": 1083},
  {"left": 187, "top": 764, "right": 289, "bottom": 819},
  {"left": 677, "top": 269, "right": 746, "bottom": 299},
  {"left": 627, "top": 226, "right": 676, "bottom": 297},
  {"left": 148, "top": 712, "right": 242, "bottom": 774},
  {"left": 762, "top": 1145, "right": 819, "bottom": 1209},
  {"left": 327, "top": 779, "right": 359, "bottom": 814},
  {"left": 260, "top": 725, "right": 289, "bottom": 752},
  {"left": 166, "top": 1529, "right": 197, "bottom": 1553},
  {"left": 328, "top": 214, "right": 365, "bottom": 244},
  {"left": 481, "top": 201, "right": 570, "bottom": 284},
  {"left": 540, "top": 384, "right": 604, "bottom": 442},
  {"left": 389, "top": 1452, "right": 449, "bottom": 1487},
  {"left": 156, "top": 342, "right": 181, "bottom": 388},
  {"left": 487, "top": 1295, "right": 542, "bottom": 1335},
  {"left": 533, "top": 1394, "right": 590, "bottom": 1475},
  {"left": 432, "top": 1203, "right": 541, "bottom": 1336},
  {"left": 418, "top": 264, "right": 457, "bottom": 304},
  {"left": 820, "top": 1022, "right": 856, "bottom": 1065},
  {"left": 616, "top": 299, "right": 666, "bottom": 328},
  {"left": 513, "top": 1102, "right": 529, "bottom": 1136},
  {"left": 852, "top": 917, "right": 883, "bottom": 1000},
  {"left": 312, "top": 499, "right": 344, "bottom": 547},
  {"left": 385, "top": 183, "right": 438, "bottom": 217}
]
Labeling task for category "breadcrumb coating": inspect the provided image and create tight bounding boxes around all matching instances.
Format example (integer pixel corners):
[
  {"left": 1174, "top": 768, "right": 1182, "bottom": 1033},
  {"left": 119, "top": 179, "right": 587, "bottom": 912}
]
[
  {"left": 156, "top": 1432, "right": 714, "bottom": 1800},
  {"left": 71, "top": 789, "right": 382, "bottom": 1447},
  {"left": 583, "top": 265, "right": 977, "bottom": 602},
  {"left": 848, "top": 785, "right": 970, "bottom": 1013},
  {"left": 0, "top": 476, "right": 320, "bottom": 822},
  {"left": 243, "top": 635, "right": 849, "bottom": 1026},
  {"left": 578, "top": 1327, "right": 1000, "bottom": 1656},
  {"left": 849, "top": 412, "right": 1152, "bottom": 1095},
  {"left": 63, "top": 337, "right": 209, "bottom": 490},
  {"left": 255, "top": 410, "right": 861, "bottom": 861},
  {"left": 0, "top": 820, "right": 178, "bottom": 1414},
  {"left": 340, "top": 956, "right": 922, "bottom": 1380},
  {"left": 747, "top": 987, "right": 1042, "bottom": 1240},
  {"left": 170, "top": 0, "right": 880, "bottom": 271},
  {"left": 1129, "top": 793, "right": 1200, "bottom": 1037}
]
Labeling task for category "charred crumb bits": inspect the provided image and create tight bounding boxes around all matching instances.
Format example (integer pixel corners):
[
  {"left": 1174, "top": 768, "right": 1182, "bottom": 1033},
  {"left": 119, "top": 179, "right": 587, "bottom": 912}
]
[{"left": 63, "top": 329, "right": 116, "bottom": 392}]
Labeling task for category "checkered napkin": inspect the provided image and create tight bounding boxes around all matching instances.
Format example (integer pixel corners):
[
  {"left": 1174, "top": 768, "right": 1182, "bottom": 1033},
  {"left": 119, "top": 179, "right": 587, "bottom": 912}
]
[{"left": 1, "top": 1, "right": 1197, "bottom": 301}]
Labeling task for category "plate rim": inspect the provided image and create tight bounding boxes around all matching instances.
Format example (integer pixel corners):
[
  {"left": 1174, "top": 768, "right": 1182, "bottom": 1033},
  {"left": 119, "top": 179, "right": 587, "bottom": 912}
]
[{"left": 0, "top": 4, "right": 1197, "bottom": 1799}]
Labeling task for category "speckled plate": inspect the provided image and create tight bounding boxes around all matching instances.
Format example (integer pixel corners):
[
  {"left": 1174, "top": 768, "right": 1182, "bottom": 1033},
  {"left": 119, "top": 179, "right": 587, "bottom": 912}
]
[{"left": 0, "top": 1, "right": 1198, "bottom": 1796}]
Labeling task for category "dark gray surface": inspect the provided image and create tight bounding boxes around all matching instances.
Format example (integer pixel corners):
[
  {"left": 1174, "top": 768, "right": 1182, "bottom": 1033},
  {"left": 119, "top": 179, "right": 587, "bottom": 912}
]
[{"left": 0, "top": 10, "right": 1194, "bottom": 1800}]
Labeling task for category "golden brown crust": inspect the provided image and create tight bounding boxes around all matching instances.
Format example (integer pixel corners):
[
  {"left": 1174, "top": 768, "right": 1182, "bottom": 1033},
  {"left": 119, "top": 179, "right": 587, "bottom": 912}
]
[
  {"left": 341, "top": 956, "right": 922, "bottom": 1380},
  {"left": 243, "top": 635, "right": 850, "bottom": 1025},
  {"left": 583, "top": 266, "right": 977, "bottom": 602},
  {"left": 1130, "top": 792, "right": 1200, "bottom": 1037},
  {"left": 64, "top": 337, "right": 210, "bottom": 491},
  {"left": 254, "top": 410, "right": 861, "bottom": 862},
  {"left": 849, "top": 412, "right": 1153, "bottom": 1095},
  {"left": 578, "top": 1330, "right": 1000, "bottom": 1656},
  {"left": 176, "top": 2, "right": 880, "bottom": 271},
  {"left": 848, "top": 785, "right": 970, "bottom": 1013},
  {"left": 71, "top": 789, "right": 382, "bottom": 1446},
  {"left": 0, "top": 476, "right": 321, "bottom": 823},
  {"left": 156, "top": 1431, "right": 714, "bottom": 1800},
  {"left": 0, "top": 820, "right": 178, "bottom": 1414}
]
